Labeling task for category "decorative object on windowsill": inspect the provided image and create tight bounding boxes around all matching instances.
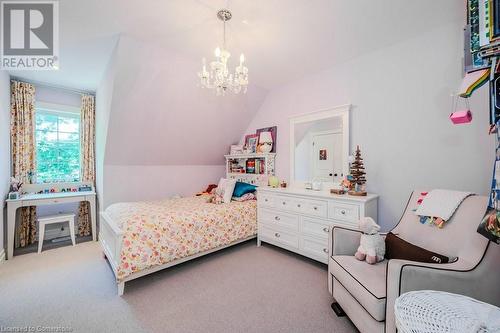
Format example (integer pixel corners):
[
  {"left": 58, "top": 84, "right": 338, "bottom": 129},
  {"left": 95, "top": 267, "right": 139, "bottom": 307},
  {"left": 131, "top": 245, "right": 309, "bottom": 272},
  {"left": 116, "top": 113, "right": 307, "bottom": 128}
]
[
  {"left": 450, "top": 94, "right": 473, "bottom": 125},
  {"left": 256, "top": 126, "right": 277, "bottom": 153},
  {"left": 280, "top": 181, "right": 287, "bottom": 188},
  {"left": 78, "top": 185, "right": 92, "bottom": 192},
  {"left": 348, "top": 145, "right": 367, "bottom": 196},
  {"left": 258, "top": 131, "right": 273, "bottom": 153},
  {"left": 9, "top": 177, "right": 22, "bottom": 192},
  {"left": 244, "top": 134, "right": 259, "bottom": 154},
  {"left": 268, "top": 176, "right": 279, "bottom": 188},
  {"left": 304, "top": 182, "right": 312, "bottom": 190},
  {"left": 197, "top": 9, "right": 248, "bottom": 96}
]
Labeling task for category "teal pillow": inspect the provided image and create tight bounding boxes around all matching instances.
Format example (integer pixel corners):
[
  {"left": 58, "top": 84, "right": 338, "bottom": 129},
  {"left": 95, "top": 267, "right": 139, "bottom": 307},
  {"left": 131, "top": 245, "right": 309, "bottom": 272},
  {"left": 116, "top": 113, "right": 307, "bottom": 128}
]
[{"left": 233, "top": 181, "right": 257, "bottom": 198}]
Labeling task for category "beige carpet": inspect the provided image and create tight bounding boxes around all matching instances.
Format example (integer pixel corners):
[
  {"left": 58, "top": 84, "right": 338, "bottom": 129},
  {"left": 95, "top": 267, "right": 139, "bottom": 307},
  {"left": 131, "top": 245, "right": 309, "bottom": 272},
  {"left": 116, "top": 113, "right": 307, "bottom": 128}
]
[{"left": 0, "top": 240, "right": 357, "bottom": 333}]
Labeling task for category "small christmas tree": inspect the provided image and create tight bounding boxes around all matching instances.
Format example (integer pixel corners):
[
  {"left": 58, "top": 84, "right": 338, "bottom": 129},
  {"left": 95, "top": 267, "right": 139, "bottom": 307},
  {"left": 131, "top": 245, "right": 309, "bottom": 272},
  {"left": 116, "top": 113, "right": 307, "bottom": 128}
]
[{"left": 349, "top": 145, "right": 366, "bottom": 195}]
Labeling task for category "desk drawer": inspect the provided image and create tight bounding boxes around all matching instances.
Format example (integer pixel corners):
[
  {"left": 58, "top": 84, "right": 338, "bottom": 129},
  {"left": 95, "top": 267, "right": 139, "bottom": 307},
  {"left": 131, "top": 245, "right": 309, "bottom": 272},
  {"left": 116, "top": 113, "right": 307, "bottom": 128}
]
[
  {"left": 259, "top": 209, "right": 299, "bottom": 231},
  {"left": 260, "top": 225, "right": 299, "bottom": 249},
  {"left": 328, "top": 202, "right": 359, "bottom": 222},
  {"left": 23, "top": 196, "right": 82, "bottom": 206}
]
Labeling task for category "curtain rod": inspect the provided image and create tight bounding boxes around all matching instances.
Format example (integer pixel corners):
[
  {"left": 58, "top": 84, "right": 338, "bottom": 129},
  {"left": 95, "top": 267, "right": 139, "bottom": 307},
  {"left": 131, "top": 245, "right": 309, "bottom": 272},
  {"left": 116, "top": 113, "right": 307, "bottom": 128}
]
[{"left": 9, "top": 76, "right": 96, "bottom": 96}]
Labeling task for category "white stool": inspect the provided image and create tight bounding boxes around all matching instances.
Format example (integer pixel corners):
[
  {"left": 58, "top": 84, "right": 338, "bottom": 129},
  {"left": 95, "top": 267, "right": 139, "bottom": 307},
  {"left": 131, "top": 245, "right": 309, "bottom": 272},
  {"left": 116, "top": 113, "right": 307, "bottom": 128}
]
[{"left": 38, "top": 213, "right": 76, "bottom": 254}]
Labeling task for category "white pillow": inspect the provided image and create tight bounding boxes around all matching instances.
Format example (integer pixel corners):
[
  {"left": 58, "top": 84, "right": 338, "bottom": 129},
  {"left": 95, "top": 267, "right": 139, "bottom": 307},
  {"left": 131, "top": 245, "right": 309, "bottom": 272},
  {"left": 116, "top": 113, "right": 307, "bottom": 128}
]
[{"left": 217, "top": 178, "right": 236, "bottom": 203}]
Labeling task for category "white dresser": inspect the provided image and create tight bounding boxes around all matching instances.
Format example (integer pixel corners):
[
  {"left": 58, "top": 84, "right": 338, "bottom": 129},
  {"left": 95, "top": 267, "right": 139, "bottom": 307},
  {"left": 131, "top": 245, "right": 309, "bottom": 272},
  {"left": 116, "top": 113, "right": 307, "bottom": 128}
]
[{"left": 257, "top": 187, "right": 378, "bottom": 264}]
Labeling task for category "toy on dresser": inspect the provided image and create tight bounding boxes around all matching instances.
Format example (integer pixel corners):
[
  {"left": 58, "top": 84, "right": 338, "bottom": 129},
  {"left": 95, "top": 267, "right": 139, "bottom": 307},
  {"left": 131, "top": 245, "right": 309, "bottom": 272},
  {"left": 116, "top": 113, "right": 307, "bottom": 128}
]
[{"left": 355, "top": 217, "right": 385, "bottom": 264}]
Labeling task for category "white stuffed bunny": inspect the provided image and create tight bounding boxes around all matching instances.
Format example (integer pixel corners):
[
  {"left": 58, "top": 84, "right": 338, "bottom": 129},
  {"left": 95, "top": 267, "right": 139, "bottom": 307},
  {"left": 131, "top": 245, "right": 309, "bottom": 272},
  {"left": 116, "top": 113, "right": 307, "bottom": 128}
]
[{"left": 355, "top": 217, "right": 385, "bottom": 264}]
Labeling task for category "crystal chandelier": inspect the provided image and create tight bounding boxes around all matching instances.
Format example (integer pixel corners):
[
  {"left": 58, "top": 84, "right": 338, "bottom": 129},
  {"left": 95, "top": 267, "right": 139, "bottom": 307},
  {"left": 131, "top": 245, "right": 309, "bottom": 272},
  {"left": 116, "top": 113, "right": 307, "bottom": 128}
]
[{"left": 198, "top": 9, "right": 248, "bottom": 96}]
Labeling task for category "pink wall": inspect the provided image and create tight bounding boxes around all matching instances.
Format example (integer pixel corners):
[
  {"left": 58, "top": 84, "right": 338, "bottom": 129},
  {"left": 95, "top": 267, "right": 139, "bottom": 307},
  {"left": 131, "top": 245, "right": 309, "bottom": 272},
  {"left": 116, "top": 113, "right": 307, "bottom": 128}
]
[
  {"left": 103, "top": 165, "right": 225, "bottom": 207},
  {"left": 244, "top": 19, "right": 493, "bottom": 230}
]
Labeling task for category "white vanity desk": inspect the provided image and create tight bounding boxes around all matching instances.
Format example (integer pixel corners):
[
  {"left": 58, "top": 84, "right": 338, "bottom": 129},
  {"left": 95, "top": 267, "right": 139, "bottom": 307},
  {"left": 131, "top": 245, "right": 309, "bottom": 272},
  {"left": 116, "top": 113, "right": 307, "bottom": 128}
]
[
  {"left": 257, "top": 187, "right": 378, "bottom": 264},
  {"left": 6, "top": 191, "right": 97, "bottom": 260}
]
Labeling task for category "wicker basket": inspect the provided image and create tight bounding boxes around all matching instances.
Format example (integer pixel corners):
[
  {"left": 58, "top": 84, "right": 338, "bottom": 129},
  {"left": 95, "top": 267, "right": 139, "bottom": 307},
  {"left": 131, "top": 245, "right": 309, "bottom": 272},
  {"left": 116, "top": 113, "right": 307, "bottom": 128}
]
[{"left": 395, "top": 290, "right": 500, "bottom": 333}]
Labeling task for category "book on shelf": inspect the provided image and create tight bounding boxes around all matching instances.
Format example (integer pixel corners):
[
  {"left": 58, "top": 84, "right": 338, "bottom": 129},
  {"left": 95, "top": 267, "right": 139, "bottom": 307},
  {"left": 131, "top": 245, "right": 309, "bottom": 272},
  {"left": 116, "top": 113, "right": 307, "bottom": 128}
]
[{"left": 246, "top": 159, "right": 255, "bottom": 174}]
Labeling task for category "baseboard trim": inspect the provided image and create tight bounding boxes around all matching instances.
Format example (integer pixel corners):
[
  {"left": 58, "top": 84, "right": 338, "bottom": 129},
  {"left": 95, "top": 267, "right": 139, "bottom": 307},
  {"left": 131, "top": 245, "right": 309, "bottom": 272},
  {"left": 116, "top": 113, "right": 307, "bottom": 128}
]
[{"left": 0, "top": 249, "right": 5, "bottom": 264}]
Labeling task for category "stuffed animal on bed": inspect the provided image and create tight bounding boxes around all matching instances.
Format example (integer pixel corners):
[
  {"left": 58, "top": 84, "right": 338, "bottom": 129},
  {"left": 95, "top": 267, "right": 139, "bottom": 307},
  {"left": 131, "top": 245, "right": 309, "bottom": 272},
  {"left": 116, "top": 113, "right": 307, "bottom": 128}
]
[{"left": 355, "top": 217, "right": 385, "bottom": 264}]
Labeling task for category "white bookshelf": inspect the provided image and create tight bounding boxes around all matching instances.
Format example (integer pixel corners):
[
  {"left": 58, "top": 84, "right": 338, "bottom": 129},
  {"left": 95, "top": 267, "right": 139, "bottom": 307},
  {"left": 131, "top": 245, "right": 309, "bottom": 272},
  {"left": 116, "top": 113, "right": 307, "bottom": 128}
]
[{"left": 225, "top": 153, "right": 276, "bottom": 185}]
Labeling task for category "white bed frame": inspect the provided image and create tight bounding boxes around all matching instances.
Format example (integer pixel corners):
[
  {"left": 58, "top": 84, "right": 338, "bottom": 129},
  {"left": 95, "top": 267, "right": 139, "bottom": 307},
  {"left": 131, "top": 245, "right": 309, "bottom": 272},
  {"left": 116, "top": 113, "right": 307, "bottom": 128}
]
[{"left": 99, "top": 211, "right": 256, "bottom": 295}]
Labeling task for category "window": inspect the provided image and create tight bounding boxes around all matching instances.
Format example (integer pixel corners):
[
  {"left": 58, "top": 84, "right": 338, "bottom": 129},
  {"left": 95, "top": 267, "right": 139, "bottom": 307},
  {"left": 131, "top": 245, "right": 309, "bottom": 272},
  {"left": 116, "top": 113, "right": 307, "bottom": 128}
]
[{"left": 35, "top": 108, "right": 81, "bottom": 183}]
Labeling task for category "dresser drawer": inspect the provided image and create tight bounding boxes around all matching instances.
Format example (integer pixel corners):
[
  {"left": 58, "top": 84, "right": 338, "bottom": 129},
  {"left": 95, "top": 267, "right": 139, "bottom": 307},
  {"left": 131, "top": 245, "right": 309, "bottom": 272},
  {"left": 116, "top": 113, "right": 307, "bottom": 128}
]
[
  {"left": 300, "top": 236, "right": 329, "bottom": 263},
  {"left": 260, "top": 225, "right": 299, "bottom": 249},
  {"left": 328, "top": 202, "right": 359, "bottom": 222},
  {"left": 276, "top": 196, "right": 294, "bottom": 210},
  {"left": 301, "top": 217, "right": 331, "bottom": 239},
  {"left": 259, "top": 209, "right": 299, "bottom": 231},
  {"left": 300, "top": 200, "right": 327, "bottom": 218},
  {"left": 259, "top": 193, "right": 275, "bottom": 208}
]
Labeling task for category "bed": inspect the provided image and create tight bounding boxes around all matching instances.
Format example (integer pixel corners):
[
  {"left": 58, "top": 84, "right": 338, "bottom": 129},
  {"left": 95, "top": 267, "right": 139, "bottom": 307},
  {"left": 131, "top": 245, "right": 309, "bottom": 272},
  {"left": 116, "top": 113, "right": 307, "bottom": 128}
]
[{"left": 99, "top": 195, "right": 257, "bottom": 295}]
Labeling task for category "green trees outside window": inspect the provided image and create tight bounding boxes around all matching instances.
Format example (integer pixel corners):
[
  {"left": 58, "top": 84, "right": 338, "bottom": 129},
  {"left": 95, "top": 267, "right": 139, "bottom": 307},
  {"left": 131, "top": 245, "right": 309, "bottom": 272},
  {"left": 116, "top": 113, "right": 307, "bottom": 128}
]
[{"left": 35, "top": 109, "right": 81, "bottom": 183}]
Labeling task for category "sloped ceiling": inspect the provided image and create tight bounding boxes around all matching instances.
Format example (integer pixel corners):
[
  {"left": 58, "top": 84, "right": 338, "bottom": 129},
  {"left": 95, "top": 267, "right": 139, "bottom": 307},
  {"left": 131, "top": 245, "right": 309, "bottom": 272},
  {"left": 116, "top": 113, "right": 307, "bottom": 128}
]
[{"left": 104, "top": 36, "right": 267, "bottom": 165}]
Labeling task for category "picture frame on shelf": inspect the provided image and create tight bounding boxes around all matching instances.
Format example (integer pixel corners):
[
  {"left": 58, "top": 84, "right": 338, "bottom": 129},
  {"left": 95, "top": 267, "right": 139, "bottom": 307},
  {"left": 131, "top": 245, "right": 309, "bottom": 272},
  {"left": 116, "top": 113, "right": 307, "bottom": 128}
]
[
  {"left": 230, "top": 145, "right": 244, "bottom": 155},
  {"left": 244, "top": 134, "right": 259, "bottom": 153},
  {"left": 256, "top": 126, "right": 277, "bottom": 153}
]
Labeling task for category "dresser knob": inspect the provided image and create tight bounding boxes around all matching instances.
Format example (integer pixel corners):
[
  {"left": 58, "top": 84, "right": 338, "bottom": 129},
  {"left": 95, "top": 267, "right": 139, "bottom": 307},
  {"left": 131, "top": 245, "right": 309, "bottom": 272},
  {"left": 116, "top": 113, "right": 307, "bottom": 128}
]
[
  {"left": 265, "top": 199, "right": 268, "bottom": 202},
  {"left": 323, "top": 248, "right": 328, "bottom": 254},
  {"left": 275, "top": 216, "right": 280, "bottom": 221},
  {"left": 341, "top": 210, "right": 346, "bottom": 215},
  {"left": 313, "top": 206, "right": 318, "bottom": 210},
  {"left": 282, "top": 202, "right": 286, "bottom": 205},
  {"left": 323, "top": 227, "right": 329, "bottom": 233},
  {"left": 297, "top": 204, "right": 301, "bottom": 208},
  {"left": 275, "top": 233, "right": 280, "bottom": 238}
]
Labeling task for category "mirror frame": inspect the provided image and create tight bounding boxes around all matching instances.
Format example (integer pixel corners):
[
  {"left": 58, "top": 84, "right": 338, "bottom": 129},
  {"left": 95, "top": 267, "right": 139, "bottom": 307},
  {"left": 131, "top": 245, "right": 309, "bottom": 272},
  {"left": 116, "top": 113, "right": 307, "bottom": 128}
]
[{"left": 289, "top": 104, "right": 351, "bottom": 188}]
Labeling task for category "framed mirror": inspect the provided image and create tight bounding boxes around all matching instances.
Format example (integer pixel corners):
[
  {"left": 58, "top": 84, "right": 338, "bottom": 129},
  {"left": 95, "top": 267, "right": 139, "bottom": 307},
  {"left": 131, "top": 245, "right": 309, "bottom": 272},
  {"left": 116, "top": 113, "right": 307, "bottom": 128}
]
[{"left": 290, "top": 104, "right": 350, "bottom": 188}]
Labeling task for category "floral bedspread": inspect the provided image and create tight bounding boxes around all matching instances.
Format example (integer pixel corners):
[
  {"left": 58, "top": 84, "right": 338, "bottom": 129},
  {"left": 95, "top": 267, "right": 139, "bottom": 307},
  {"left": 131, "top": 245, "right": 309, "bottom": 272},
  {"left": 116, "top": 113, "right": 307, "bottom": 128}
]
[{"left": 105, "top": 196, "right": 257, "bottom": 281}]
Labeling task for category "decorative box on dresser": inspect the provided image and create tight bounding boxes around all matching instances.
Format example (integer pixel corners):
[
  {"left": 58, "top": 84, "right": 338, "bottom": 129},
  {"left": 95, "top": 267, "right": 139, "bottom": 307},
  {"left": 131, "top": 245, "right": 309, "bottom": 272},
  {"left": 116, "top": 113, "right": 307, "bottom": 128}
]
[{"left": 257, "top": 187, "right": 378, "bottom": 264}]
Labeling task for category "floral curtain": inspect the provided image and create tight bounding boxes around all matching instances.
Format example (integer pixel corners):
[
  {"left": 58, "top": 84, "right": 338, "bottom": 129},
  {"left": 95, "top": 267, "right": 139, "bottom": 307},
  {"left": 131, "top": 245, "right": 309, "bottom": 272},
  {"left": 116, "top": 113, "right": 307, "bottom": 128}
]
[
  {"left": 10, "top": 81, "right": 37, "bottom": 248},
  {"left": 78, "top": 94, "right": 95, "bottom": 236}
]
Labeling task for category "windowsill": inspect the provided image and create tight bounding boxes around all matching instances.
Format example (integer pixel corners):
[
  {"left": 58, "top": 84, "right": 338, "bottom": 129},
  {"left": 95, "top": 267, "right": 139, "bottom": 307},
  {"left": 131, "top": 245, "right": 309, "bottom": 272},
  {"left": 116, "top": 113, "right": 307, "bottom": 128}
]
[{"left": 21, "top": 181, "right": 94, "bottom": 194}]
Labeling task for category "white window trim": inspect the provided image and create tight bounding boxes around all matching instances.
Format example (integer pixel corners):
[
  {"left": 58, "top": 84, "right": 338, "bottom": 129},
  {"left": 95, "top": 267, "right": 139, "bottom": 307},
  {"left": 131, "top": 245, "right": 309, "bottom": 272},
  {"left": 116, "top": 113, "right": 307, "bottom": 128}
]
[{"left": 36, "top": 101, "right": 81, "bottom": 115}]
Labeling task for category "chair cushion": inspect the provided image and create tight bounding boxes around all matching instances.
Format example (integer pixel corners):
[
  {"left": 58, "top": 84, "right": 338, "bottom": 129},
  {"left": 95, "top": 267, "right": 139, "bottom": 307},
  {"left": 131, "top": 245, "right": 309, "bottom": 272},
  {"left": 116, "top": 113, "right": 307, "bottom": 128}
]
[{"left": 330, "top": 255, "right": 387, "bottom": 321}]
